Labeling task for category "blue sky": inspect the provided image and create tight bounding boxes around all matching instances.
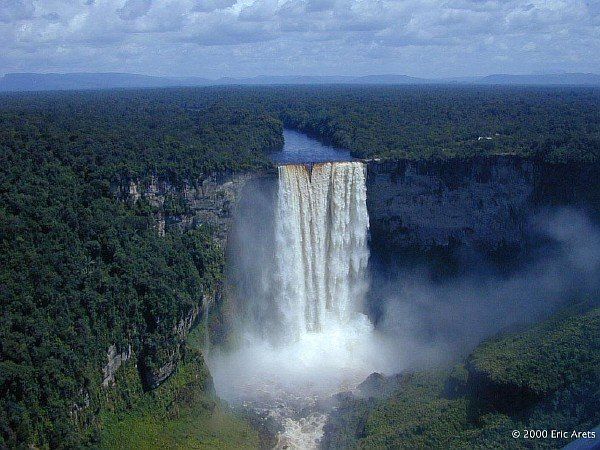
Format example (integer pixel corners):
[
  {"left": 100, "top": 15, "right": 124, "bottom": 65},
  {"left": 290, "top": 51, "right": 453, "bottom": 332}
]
[{"left": 1, "top": 0, "right": 599, "bottom": 78}]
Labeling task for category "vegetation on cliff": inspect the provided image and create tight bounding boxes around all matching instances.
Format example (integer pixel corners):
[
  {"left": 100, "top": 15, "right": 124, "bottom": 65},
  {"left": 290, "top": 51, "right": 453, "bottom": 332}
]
[
  {"left": 323, "top": 301, "right": 600, "bottom": 449},
  {"left": 0, "top": 93, "right": 279, "bottom": 447},
  {"left": 467, "top": 303, "right": 600, "bottom": 402},
  {"left": 1, "top": 85, "right": 599, "bottom": 447},
  {"left": 98, "top": 326, "right": 260, "bottom": 449}
]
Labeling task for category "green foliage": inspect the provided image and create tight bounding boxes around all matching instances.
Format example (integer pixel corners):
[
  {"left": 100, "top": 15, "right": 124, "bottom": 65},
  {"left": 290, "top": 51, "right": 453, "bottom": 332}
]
[
  {"left": 97, "top": 333, "right": 260, "bottom": 450},
  {"left": 5, "top": 85, "right": 598, "bottom": 168},
  {"left": 359, "top": 372, "right": 471, "bottom": 449},
  {"left": 468, "top": 306, "right": 600, "bottom": 397},
  {"left": 173, "top": 85, "right": 598, "bottom": 162},
  {"left": 325, "top": 305, "right": 600, "bottom": 449},
  {"left": 2, "top": 85, "right": 599, "bottom": 447},
  {"left": 0, "top": 91, "right": 277, "bottom": 448},
  {"left": 0, "top": 90, "right": 283, "bottom": 183},
  {"left": 271, "top": 86, "right": 600, "bottom": 162}
]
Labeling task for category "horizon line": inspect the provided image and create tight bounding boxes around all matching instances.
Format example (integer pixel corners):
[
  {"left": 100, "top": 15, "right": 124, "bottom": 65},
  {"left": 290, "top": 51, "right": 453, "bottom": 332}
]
[{"left": 2, "top": 71, "right": 600, "bottom": 80}]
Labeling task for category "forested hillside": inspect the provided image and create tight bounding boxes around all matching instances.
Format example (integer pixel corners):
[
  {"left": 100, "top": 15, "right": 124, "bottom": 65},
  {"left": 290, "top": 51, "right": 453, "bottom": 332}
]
[
  {"left": 0, "top": 92, "right": 281, "bottom": 447},
  {"left": 323, "top": 301, "right": 600, "bottom": 449},
  {"left": 1, "top": 85, "right": 599, "bottom": 447}
]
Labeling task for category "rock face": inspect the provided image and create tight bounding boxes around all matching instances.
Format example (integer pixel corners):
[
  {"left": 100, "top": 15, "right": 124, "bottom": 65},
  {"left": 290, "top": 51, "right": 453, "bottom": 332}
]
[
  {"left": 143, "top": 351, "right": 177, "bottom": 390},
  {"left": 102, "top": 344, "right": 132, "bottom": 387},
  {"left": 141, "top": 302, "right": 205, "bottom": 390},
  {"left": 104, "top": 160, "right": 598, "bottom": 391},
  {"left": 366, "top": 157, "right": 600, "bottom": 253},
  {"left": 366, "top": 157, "right": 535, "bottom": 252},
  {"left": 108, "top": 171, "right": 264, "bottom": 390},
  {"left": 114, "top": 171, "right": 262, "bottom": 245}
]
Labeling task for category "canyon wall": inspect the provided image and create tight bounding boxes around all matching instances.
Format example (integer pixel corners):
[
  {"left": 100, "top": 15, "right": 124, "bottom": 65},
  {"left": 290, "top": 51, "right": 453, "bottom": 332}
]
[
  {"left": 102, "top": 158, "right": 599, "bottom": 391},
  {"left": 105, "top": 171, "right": 264, "bottom": 390},
  {"left": 366, "top": 157, "right": 600, "bottom": 254},
  {"left": 114, "top": 172, "right": 259, "bottom": 245}
]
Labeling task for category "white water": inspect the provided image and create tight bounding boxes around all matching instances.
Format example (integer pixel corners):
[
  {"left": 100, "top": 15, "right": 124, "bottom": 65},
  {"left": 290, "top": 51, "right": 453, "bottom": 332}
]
[
  {"left": 276, "top": 162, "right": 370, "bottom": 336},
  {"left": 210, "top": 162, "right": 398, "bottom": 448}
]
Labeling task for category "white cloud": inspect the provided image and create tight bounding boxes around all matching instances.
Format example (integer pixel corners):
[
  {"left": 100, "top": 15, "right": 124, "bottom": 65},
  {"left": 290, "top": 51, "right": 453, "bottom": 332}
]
[
  {"left": 0, "top": 0, "right": 35, "bottom": 23},
  {"left": 118, "top": 0, "right": 153, "bottom": 20},
  {"left": 193, "top": 0, "right": 237, "bottom": 13},
  {"left": 0, "top": 0, "right": 598, "bottom": 77}
]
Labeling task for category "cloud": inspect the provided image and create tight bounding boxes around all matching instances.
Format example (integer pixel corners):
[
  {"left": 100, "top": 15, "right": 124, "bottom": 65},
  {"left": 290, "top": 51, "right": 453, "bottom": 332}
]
[
  {"left": 239, "top": 0, "right": 278, "bottom": 22},
  {"left": 304, "top": 0, "right": 336, "bottom": 13},
  {"left": 182, "top": 10, "right": 276, "bottom": 45},
  {"left": 0, "top": 0, "right": 598, "bottom": 77},
  {"left": 0, "top": 0, "right": 35, "bottom": 23},
  {"left": 193, "top": 0, "right": 236, "bottom": 13},
  {"left": 118, "top": 0, "right": 153, "bottom": 20}
]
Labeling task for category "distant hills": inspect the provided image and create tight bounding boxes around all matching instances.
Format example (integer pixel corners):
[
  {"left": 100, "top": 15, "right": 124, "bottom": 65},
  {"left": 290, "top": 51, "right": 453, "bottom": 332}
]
[
  {"left": 475, "top": 73, "right": 600, "bottom": 85},
  {"left": 0, "top": 73, "right": 207, "bottom": 91},
  {"left": 1, "top": 72, "right": 599, "bottom": 92}
]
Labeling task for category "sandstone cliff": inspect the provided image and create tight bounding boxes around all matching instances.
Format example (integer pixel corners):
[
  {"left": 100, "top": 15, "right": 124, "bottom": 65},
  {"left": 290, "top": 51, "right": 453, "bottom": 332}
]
[
  {"left": 367, "top": 158, "right": 600, "bottom": 253},
  {"left": 103, "top": 171, "right": 261, "bottom": 391}
]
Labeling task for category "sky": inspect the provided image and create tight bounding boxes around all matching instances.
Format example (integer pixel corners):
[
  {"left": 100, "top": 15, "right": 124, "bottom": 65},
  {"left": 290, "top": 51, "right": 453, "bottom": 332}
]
[{"left": 1, "top": 0, "right": 599, "bottom": 78}]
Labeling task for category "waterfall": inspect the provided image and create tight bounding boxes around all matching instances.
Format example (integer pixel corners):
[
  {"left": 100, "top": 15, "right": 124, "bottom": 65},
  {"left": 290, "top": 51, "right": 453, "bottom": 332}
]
[
  {"left": 210, "top": 159, "right": 396, "bottom": 449},
  {"left": 210, "top": 158, "right": 395, "bottom": 395},
  {"left": 275, "top": 162, "right": 370, "bottom": 338}
]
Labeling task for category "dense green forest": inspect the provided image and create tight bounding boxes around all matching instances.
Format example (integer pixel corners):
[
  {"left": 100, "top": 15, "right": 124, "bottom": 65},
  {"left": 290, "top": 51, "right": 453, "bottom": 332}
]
[
  {"left": 266, "top": 85, "right": 600, "bottom": 162},
  {"left": 0, "top": 92, "right": 281, "bottom": 447},
  {"left": 207, "top": 85, "right": 599, "bottom": 162},
  {"left": 97, "top": 326, "right": 262, "bottom": 449},
  {"left": 4, "top": 85, "right": 599, "bottom": 165},
  {"left": 323, "top": 301, "right": 600, "bottom": 449},
  {"left": 1, "top": 85, "right": 599, "bottom": 448}
]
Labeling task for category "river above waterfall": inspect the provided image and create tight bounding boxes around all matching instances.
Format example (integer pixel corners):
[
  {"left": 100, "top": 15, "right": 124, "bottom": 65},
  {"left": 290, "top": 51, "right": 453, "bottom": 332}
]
[{"left": 270, "top": 129, "right": 354, "bottom": 164}]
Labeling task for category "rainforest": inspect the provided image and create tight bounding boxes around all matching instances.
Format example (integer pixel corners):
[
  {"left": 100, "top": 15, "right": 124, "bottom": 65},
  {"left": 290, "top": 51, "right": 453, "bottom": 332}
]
[{"left": 1, "top": 85, "right": 600, "bottom": 449}]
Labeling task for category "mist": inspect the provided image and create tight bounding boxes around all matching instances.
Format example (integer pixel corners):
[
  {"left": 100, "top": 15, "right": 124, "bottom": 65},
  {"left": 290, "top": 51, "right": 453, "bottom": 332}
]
[
  {"left": 373, "top": 207, "right": 600, "bottom": 369},
  {"left": 209, "top": 165, "right": 399, "bottom": 403},
  {"left": 209, "top": 177, "right": 600, "bottom": 408}
]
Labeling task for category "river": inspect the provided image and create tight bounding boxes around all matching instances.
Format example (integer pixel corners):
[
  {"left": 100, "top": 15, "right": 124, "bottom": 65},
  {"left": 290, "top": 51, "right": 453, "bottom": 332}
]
[
  {"left": 270, "top": 129, "right": 354, "bottom": 164},
  {"left": 208, "top": 130, "right": 395, "bottom": 449}
]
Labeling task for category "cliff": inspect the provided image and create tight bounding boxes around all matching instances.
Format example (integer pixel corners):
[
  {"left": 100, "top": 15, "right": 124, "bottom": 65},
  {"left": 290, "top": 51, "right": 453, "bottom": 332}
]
[
  {"left": 102, "top": 157, "right": 598, "bottom": 414},
  {"left": 366, "top": 157, "right": 600, "bottom": 254},
  {"left": 104, "top": 171, "right": 261, "bottom": 391},
  {"left": 114, "top": 172, "right": 258, "bottom": 245}
]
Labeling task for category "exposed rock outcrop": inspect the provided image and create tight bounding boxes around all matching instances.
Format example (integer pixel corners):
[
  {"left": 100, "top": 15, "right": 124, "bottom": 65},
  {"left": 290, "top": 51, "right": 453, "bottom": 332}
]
[
  {"left": 366, "top": 157, "right": 600, "bottom": 253},
  {"left": 366, "top": 157, "right": 535, "bottom": 252},
  {"left": 106, "top": 171, "right": 265, "bottom": 391},
  {"left": 142, "top": 350, "right": 178, "bottom": 390},
  {"left": 102, "top": 344, "right": 133, "bottom": 388},
  {"left": 114, "top": 172, "right": 262, "bottom": 245},
  {"left": 141, "top": 301, "right": 206, "bottom": 390}
]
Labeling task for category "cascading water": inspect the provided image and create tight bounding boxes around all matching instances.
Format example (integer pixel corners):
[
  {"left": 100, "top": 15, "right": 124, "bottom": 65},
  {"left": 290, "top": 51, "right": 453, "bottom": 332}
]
[
  {"left": 275, "top": 162, "right": 370, "bottom": 337},
  {"left": 209, "top": 161, "right": 396, "bottom": 449}
]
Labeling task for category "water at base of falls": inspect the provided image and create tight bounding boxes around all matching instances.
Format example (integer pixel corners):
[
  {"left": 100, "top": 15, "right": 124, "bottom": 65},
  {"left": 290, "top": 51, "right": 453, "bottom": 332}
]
[
  {"left": 210, "top": 318, "right": 391, "bottom": 448},
  {"left": 209, "top": 162, "right": 397, "bottom": 449}
]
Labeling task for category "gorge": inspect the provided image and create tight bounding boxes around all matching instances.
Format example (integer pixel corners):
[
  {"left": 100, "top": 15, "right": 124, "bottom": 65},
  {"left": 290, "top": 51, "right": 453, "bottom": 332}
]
[
  {"left": 2, "top": 88, "right": 599, "bottom": 449},
  {"left": 210, "top": 140, "right": 398, "bottom": 448},
  {"left": 109, "top": 128, "right": 600, "bottom": 448},
  {"left": 206, "top": 131, "right": 600, "bottom": 448}
]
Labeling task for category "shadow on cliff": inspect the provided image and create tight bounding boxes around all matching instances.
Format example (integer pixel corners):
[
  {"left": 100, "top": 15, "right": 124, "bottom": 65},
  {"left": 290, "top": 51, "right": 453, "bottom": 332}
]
[{"left": 371, "top": 207, "right": 600, "bottom": 370}]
